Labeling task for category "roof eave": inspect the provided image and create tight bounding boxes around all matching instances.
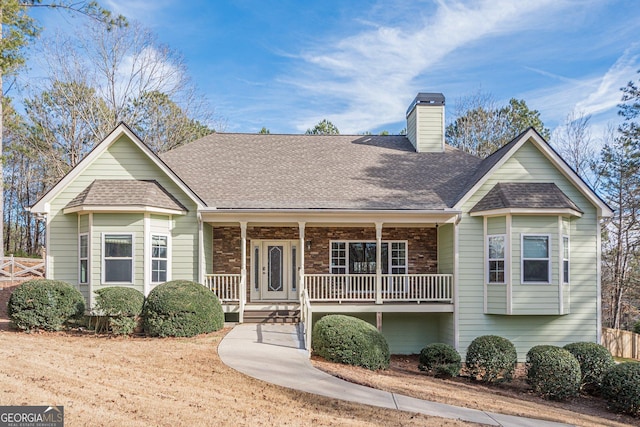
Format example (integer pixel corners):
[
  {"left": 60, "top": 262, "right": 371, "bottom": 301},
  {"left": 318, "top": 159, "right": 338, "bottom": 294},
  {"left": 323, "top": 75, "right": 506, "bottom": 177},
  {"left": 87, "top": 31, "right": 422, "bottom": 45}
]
[
  {"left": 63, "top": 205, "right": 187, "bottom": 215},
  {"left": 469, "top": 208, "right": 583, "bottom": 218}
]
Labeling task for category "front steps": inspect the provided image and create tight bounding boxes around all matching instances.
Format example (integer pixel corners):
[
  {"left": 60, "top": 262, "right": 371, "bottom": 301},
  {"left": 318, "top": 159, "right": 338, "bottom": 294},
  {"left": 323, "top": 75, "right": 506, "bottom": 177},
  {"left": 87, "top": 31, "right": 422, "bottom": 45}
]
[
  {"left": 243, "top": 309, "right": 300, "bottom": 323},
  {"left": 241, "top": 303, "right": 301, "bottom": 324}
]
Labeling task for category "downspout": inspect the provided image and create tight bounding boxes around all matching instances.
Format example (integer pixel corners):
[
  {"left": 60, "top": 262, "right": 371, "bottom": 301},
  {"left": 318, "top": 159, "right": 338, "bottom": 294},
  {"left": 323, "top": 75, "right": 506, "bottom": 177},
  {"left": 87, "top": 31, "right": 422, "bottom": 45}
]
[
  {"left": 596, "top": 217, "right": 602, "bottom": 344},
  {"left": 453, "top": 213, "right": 461, "bottom": 351}
]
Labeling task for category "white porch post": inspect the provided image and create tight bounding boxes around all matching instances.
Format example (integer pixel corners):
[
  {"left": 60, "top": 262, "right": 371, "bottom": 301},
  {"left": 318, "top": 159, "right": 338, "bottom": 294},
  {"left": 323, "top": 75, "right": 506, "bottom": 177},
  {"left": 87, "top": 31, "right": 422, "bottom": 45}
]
[
  {"left": 298, "top": 222, "right": 306, "bottom": 296},
  {"left": 375, "top": 222, "right": 383, "bottom": 304},
  {"left": 198, "top": 213, "right": 205, "bottom": 285},
  {"left": 240, "top": 221, "right": 247, "bottom": 323}
]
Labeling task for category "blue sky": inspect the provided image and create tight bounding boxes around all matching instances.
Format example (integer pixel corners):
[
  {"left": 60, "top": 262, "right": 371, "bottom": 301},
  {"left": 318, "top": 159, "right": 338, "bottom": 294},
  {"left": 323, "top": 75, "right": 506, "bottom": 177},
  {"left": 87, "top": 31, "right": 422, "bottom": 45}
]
[{"left": 27, "top": 0, "right": 640, "bottom": 138}]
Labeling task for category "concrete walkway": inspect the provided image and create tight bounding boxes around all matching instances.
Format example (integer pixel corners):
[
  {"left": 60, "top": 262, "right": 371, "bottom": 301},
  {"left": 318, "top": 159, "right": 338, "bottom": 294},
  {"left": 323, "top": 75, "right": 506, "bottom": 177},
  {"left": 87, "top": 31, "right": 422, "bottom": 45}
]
[{"left": 218, "top": 323, "right": 573, "bottom": 427}]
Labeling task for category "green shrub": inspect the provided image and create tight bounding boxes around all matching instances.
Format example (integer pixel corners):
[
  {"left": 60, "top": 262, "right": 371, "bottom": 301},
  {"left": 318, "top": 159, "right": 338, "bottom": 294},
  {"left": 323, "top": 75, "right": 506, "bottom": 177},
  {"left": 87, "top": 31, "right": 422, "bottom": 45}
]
[
  {"left": 563, "top": 342, "right": 615, "bottom": 394},
  {"left": 526, "top": 345, "right": 581, "bottom": 401},
  {"left": 143, "top": 280, "right": 224, "bottom": 337},
  {"left": 8, "top": 279, "right": 85, "bottom": 332},
  {"left": 465, "top": 335, "right": 517, "bottom": 383},
  {"left": 419, "top": 343, "right": 461, "bottom": 378},
  {"left": 602, "top": 362, "right": 640, "bottom": 416},
  {"left": 94, "top": 287, "right": 145, "bottom": 336},
  {"left": 633, "top": 321, "right": 640, "bottom": 335},
  {"left": 312, "top": 315, "right": 390, "bottom": 370}
]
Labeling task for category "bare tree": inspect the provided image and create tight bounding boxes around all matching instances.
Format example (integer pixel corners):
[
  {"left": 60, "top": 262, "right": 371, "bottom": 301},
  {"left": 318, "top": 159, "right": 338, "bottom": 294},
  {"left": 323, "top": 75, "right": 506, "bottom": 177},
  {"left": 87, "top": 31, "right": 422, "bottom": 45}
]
[
  {"left": 553, "top": 110, "right": 596, "bottom": 186},
  {"left": 32, "top": 20, "right": 219, "bottom": 152}
]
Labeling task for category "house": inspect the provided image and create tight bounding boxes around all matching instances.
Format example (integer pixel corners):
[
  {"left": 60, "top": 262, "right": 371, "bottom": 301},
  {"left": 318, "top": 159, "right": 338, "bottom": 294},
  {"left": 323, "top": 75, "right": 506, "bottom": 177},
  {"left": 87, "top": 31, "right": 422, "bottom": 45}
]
[{"left": 30, "top": 93, "right": 613, "bottom": 359}]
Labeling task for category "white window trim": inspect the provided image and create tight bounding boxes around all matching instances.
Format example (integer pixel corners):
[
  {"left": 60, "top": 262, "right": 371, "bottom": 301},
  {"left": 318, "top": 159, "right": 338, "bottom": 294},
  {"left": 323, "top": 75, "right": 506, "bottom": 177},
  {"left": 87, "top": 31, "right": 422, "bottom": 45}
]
[
  {"left": 521, "top": 234, "right": 552, "bottom": 284},
  {"left": 102, "top": 232, "right": 135, "bottom": 285},
  {"left": 562, "top": 235, "right": 570, "bottom": 284},
  {"left": 329, "top": 240, "right": 408, "bottom": 274},
  {"left": 487, "top": 234, "right": 506, "bottom": 284},
  {"left": 150, "top": 233, "right": 171, "bottom": 284},
  {"left": 79, "top": 233, "right": 89, "bottom": 285}
]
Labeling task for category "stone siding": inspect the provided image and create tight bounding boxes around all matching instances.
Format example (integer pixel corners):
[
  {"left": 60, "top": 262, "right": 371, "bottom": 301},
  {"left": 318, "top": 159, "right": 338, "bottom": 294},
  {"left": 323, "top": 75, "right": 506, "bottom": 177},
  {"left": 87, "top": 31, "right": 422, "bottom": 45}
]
[{"left": 211, "top": 225, "right": 437, "bottom": 275}]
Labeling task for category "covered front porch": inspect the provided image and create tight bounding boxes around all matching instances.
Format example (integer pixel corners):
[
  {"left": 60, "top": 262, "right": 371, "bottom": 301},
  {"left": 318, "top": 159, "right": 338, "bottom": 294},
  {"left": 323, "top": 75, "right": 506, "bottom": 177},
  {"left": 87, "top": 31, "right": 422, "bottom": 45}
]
[{"left": 198, "top": 209, "right": 459, "bottom": 325}]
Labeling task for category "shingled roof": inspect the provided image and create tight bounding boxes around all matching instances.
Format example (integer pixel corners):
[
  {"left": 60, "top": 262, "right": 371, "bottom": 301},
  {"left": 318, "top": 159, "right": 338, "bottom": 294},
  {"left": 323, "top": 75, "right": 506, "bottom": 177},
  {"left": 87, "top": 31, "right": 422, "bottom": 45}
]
[
  {"left": 159, "top": 134, "right": 482, "bottom": 210},
  {"left": 65, "top": 180, "right": 187, "bottom": 212},
  {"left": 470, "top": 182, "right": 582, "bottom": 214}
]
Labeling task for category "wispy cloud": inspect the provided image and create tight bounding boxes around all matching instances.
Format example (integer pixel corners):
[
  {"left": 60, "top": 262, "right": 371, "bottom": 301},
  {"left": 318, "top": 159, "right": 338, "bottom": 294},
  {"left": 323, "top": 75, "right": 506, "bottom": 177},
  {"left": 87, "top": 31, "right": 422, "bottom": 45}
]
[
  {"left": 523, "top": 42, "right": 640, "bottom": 140},
  {"left": 283, "top": 0, "right": 568, "bottom": 133},
  {"left": 574, "top": 43, "right": 640, "bottom": 116}
]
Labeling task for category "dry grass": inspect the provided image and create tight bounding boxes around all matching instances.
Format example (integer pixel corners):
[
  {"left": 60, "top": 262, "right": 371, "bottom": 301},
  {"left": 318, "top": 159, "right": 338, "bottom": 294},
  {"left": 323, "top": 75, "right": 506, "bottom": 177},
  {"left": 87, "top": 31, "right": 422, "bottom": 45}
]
[
  {"left": 0, "top": 330, "right": 474, "bottom": 426},
  {"left": 1, "top": 280, "right": 637, "bottom": 427},
  {"left": 312, "top": 356, "right": 640, "bottom": 427}
]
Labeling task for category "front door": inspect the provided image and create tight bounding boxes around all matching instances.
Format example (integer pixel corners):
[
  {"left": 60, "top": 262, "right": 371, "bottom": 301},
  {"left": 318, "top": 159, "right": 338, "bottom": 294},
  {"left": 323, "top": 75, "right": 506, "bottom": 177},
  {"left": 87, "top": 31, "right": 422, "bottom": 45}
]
[{"left": 260, "top": 241, "right": 290, "bottom": 300}]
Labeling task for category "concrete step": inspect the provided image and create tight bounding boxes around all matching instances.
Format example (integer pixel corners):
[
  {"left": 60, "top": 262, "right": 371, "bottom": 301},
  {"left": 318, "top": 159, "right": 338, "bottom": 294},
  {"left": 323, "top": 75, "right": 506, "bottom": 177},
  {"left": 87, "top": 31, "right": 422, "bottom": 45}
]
[{"left": 243, "top": 309, "right": 301, "bottom": 324}]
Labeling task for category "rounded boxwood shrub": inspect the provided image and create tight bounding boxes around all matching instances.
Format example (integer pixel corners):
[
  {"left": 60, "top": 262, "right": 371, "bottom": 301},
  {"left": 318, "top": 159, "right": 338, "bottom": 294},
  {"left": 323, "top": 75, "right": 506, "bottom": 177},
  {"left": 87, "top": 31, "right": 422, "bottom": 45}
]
[
  {"left": 312, "top": 315, "right": 390, "bottom": 370},
  {"left": 8, "top": 279, "right": 85, "bottom": 332},
  {"left": 94, "top": 287, "right": 145, "bottom": 336},
  {"left": 563, "top": 342, "right": 615, "bottom": 394},
  {"left": 465, "top": 335, "right": 517, "bottom": 383},
  {"left": 602, "top": 362, "right": 640, "bottom": 416},
  {"left": 143, "top": 280, "right": 224, "bottom": 337},
  {"left": 526, "top": 345, "right": 580, "bottom": 401},
  {"left": 419, "top": 343, "right": 461, "bottom": 378}
]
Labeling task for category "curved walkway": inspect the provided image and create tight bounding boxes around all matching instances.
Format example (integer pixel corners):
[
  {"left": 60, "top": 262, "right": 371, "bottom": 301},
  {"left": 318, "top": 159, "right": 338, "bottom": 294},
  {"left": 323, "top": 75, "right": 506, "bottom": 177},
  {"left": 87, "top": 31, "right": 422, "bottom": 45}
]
[{"left": 218, "top": 323, "right": 572, "bottom": 427}]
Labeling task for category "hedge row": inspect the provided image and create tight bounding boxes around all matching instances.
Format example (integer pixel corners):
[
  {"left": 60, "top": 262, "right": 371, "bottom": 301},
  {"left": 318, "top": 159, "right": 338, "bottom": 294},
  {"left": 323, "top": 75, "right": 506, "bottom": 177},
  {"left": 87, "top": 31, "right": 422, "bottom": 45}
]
[{"left": 8, "top": 279, "right": 224, "bottom": 337}]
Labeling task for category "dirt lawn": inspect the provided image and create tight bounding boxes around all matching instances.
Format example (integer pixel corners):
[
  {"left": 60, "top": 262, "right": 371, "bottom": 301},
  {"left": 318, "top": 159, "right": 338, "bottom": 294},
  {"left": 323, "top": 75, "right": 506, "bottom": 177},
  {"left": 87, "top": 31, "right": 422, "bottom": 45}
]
[{"left": 0, "top": 282, "right": 638, "bottom": 426}]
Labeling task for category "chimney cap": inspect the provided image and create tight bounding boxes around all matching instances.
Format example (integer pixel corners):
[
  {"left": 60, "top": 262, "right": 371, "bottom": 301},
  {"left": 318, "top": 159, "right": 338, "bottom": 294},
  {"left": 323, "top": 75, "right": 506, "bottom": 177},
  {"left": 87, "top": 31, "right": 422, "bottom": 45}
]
[{"left": 406, "top": 92, "right": 445, "bottom": 116}]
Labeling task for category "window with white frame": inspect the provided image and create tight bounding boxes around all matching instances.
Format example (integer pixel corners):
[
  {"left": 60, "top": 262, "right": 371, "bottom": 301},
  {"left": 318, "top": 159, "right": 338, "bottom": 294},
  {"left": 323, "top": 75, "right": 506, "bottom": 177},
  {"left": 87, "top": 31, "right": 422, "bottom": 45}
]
[
  {"left": 521, "top": 235, "right": 550, "bottom": 283},
  {"left": 151, "top": 235, "right": 168, "bottom": 283},
  {"left": 103, "top": 234, "right": 133, "bottom": 283},
  {"left": 79, "top": 234, "right": 88, "bottom": 284},
  {"left": 487, "top": 235, "right": 505, "bottom": 283},
  {"left": 330, "top": 241, "right": 407, "bottom": 274},
  {"left": 562, "top": 236, "right": 570, "bottom": 284}
]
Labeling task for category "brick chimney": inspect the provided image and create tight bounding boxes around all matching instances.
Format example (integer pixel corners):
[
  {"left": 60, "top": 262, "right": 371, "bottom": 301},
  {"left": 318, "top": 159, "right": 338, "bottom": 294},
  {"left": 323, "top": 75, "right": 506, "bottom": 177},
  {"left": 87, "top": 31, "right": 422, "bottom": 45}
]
[{"left": 406, "top": 93, "right": 445, "bottom": 153}]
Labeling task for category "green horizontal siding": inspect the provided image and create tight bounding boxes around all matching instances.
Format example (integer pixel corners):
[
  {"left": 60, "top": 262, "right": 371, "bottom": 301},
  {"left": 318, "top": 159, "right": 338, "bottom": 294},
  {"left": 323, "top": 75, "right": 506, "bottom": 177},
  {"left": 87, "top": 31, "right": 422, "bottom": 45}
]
[
  {"left": 457, "top": 139, "right": 599, "bottom": 360},
  {"left": 46, "top": 134, "right": 200, "bottom": 307}
]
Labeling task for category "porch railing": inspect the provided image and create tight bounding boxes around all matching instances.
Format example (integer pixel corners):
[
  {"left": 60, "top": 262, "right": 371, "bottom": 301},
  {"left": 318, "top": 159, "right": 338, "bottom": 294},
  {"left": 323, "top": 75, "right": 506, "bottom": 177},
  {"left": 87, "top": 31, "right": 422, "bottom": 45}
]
[
  {"left": 304, "top": 273, "right": 452, "bottom": 303},
  {"left": 305, "top": 274, "right": 377, "bottom": 302},
  {"left": 381, "top": 274, "right": 452, "bottom": 302},
  {"left": 204, "top": 274, "right": 242, "bottom": 302}
]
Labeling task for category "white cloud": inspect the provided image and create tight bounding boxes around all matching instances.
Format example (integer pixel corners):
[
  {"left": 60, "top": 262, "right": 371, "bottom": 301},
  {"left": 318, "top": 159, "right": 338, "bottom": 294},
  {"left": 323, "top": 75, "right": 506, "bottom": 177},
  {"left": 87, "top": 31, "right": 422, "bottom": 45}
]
[
  {"left": 284, "top": 0, "right": 567, "bottom": 133},
  {"left": 574, "top": 43, "right": 640, "bottom": 116}
]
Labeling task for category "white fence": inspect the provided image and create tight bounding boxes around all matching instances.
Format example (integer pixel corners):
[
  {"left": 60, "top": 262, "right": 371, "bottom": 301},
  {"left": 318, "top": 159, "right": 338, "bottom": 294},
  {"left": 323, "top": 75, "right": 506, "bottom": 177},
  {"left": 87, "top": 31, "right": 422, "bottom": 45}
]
[{"left": 0, "top": 256, "right": 45, "bottom": 281}]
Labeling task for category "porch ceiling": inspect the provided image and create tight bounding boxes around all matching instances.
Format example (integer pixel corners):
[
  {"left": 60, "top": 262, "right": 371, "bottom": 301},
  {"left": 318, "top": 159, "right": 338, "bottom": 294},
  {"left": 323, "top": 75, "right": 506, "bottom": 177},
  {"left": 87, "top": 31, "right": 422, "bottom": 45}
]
[{"left": 199, "top": 208, "right": 460, "bottom": 226}]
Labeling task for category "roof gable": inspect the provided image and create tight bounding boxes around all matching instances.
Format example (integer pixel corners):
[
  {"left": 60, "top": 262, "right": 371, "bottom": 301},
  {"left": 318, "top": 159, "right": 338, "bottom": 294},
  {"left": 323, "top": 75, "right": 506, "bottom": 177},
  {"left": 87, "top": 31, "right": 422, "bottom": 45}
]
[
  {"left": 454, "top": 128, "right": 613, "bottom": 217},
  {"left": 30, "top": 123, "right": 205, "bottom": 213}
]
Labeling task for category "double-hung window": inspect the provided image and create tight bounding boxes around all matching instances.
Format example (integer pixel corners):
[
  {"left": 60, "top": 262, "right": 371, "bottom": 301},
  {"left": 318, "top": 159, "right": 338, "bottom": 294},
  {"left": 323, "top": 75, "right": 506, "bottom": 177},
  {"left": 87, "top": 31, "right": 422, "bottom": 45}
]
[
  {"left": 562, "top": 236, "right": 570, "bottom": 284},
  {"left": 521, "top": 235, "right": 550, "bottom": 283},
  {"left": 103, "top": 234, "right": 133, "bottom": 283},
  {"left": 79, "top": 234, "right": 88, "bottom": 284},
  {"left": 330, "top": 241, "right": 407, "bottom": 274},
  {"left": 151, "top": 235, "right": 168, "bottom": 283},
  {"left": 487, "top": 235, "right": 505, "bottom": 283}
]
